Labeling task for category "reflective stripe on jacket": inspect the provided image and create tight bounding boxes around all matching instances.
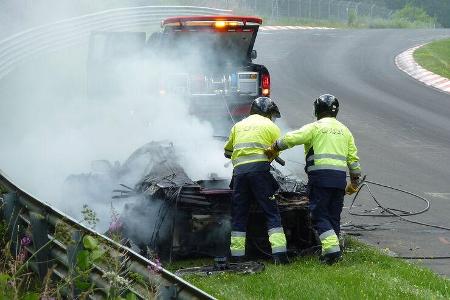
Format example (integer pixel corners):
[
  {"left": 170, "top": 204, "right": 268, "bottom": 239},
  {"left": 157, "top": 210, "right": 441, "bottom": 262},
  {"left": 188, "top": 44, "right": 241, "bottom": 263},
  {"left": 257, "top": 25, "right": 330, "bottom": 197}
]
[
  {"left": 276, "top": 117, "right": 361, "bottom": 176},
  {"left": 224, "top": 114, "right": 280, "bottom": 168}
]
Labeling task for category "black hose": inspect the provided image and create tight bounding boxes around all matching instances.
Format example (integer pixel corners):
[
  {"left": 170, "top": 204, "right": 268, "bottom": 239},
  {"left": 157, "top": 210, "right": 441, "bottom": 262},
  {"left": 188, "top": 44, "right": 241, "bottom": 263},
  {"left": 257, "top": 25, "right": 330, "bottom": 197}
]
[{"left": 349, "top": 179, "right": 450, "bottom": 231}]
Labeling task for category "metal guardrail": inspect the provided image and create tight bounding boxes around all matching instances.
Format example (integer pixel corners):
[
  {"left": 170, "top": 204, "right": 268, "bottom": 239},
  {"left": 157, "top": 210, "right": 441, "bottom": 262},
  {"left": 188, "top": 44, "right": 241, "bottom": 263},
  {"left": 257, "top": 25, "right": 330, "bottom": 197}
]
[
  {"left": 0, "top": 6, "right": 232, "bottom": 79},
  {"left": 0, "top": 6, "right": 233, "bottom": 299},
  {"left": 0, "top": 171, "right": 215, "bottom": 299}
]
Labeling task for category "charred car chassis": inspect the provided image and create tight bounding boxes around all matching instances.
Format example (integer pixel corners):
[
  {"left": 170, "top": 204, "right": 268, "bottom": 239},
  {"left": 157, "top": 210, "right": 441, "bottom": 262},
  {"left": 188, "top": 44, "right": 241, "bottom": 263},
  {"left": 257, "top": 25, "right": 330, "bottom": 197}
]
[{"left": 109, "top": 142, "right": 319, "bottom": 262}]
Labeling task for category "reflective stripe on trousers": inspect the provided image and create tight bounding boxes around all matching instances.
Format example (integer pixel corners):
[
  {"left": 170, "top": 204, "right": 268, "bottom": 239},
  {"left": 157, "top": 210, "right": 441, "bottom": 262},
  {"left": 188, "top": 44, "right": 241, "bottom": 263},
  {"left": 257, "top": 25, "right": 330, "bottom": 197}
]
[
  {"left": 319, "top": 229, "right": 340, "bottom": 255},
  {"left": 230, "top": 231, "right": 246, "bottom": 257},
  {"left": 268, "top": 227, "right": 287, "bottom": 254}
]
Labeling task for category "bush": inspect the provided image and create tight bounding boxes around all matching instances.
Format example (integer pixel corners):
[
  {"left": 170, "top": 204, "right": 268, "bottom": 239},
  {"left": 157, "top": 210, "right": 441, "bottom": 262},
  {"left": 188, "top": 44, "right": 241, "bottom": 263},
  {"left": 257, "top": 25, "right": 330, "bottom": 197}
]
[
  {"left": 393, "top": 4, "right": 436, "bottom": 26},
  {"left": 348, "top": 9, "right": 357, "bottom": 26}
]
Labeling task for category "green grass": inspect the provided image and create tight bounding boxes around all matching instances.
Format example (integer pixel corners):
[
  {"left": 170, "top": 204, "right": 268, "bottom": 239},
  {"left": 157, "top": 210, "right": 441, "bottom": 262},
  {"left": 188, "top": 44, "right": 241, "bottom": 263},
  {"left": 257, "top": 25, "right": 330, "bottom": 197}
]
[
  {"left": 168, "top": 239, "right": 450, "bottom": 300},
  {"left": 414, "top": 39, "right": 450, "bottom": 79}
]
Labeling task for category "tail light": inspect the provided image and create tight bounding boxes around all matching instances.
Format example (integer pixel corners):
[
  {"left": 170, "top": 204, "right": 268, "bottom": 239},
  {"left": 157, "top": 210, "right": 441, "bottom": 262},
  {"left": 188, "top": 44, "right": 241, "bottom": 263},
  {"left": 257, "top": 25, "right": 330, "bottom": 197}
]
[
  {"left": 231, "top": 104, "right": 251, "bottom": 116},
  {"left": 261, "top": 73, "right": 270, "bottom": 96}
]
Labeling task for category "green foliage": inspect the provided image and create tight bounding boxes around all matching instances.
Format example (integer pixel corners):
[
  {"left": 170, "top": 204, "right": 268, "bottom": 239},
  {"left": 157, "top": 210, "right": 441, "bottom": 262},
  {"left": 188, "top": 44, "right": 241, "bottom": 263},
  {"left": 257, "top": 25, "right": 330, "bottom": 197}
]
[
  {"left": 74, "top": 274, "right": 91, "bottom": 291},
  {"left": 348, "top": 9, "right": 357, "bottom": 26},
  {"left": 125, "top": 292, "right": 138, "bottom": 300},
  {"left": 414, "top": 38, "right": 450, "bottom": 79},
  {"left": 393, "top": 4, "right": 436, "bottom": 25},
  {"left": 81, "top": 204, "right": 100, "bottom": 229},
  {"left": 77, "top": 235, "right": 105, "bottom": 272},
  {"left": 22, "top": 292, "right": 40, "bottom": 300},
  {"left": 350, "top": 0, "right": 450, "bottom": 27},
  {"left": 54, "top": 220, "right": 74, "bottom": 246},
  {"left": 128, "top": 271, "right": 146, "bottom": 285},
  {"left": 0, "top": 273, "right": 10, "bottom": 297},
  {"left": 77, "top": 250, "right": 91, "bottom": 271},
  {"left": 0, "top": 220, "right": 7, "bottom": 247},
  {"left": 0, "top": 184, "right": 7, "bottom": 195},
  {"left": 83, "top": 235, "right": 99, "bottom": 250}
]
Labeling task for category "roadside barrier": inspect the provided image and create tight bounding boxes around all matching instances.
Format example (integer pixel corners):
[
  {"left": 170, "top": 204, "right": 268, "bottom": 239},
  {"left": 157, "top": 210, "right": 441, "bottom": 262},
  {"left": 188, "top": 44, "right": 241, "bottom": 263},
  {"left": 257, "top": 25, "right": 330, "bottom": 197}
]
[
  {"left": 0, "top": 170, "right": 215, "bottom": 299},
  {"left": 0, "top": 6, "right": 231, "bottom": 79}
]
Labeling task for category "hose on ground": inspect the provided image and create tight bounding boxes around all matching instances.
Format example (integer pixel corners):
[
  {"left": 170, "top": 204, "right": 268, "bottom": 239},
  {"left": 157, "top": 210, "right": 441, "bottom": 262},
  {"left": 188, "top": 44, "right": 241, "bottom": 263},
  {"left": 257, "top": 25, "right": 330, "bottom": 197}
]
[{"left": 349, "top": 179, "right": 450, "bottom": 231}]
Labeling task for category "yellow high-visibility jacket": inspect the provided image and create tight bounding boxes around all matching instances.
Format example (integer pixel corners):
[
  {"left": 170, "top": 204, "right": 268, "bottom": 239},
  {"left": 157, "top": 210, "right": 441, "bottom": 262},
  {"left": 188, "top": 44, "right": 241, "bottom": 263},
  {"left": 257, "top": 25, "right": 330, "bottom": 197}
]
[
  {"left": 277, "top": 117, "right": 361, "bottom": 186},
  {"left": 224, "top": 114, "right": 280, "bottom": 168}
]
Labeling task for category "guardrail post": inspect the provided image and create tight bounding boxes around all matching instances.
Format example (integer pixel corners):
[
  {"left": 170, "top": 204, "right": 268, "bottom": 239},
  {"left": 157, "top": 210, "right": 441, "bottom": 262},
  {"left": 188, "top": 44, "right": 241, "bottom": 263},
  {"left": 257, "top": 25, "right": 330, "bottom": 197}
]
[
  {"left": 66, "top": 230, "right": 83, "bottom": 298},
  {"left": 3, "top": 192, "right": 21, "bottom": 256},
  {"left": 159, "top": 283, "right": 178, "bottom": 299},
  {"left": 29, "top": 211, "right": 50, "bottom": 279},
  {"left": 0, "top": 191, "right": 4, "bottom": 217}
]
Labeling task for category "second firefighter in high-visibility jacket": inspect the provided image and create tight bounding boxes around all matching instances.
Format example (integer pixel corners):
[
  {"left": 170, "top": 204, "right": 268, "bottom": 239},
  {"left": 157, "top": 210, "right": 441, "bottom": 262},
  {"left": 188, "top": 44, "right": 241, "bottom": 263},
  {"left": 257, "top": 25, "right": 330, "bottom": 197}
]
[
  {"left": 224, "top": 97, "right": 289, "bottom": 265},
  {"left": 266, "top": 94, "right": 361, "bottom": 265}
]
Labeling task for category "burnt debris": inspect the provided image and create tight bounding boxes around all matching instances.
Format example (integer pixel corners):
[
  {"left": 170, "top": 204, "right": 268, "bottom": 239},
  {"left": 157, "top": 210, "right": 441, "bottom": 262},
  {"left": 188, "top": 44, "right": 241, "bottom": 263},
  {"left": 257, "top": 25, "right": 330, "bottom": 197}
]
[{"left": 107, "top": 142, "right": 319, "bottom": 262}]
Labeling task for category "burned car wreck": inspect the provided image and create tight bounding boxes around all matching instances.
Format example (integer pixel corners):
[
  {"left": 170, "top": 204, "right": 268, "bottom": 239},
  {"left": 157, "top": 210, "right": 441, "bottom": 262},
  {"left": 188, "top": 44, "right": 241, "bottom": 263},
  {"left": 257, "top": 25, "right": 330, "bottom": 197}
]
[{"left": 87, "top": 141, "right": 319, "bottom": 262}]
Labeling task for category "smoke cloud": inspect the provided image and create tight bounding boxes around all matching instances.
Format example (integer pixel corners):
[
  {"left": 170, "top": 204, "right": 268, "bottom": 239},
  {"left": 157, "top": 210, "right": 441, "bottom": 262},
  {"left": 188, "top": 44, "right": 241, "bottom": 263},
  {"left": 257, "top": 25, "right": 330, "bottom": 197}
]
[
  {"left": 0, "top": 18, "right": 238, "bottom": 232},
  {"left": 0, "top": 2, "right": 306, "bottom": 236}
]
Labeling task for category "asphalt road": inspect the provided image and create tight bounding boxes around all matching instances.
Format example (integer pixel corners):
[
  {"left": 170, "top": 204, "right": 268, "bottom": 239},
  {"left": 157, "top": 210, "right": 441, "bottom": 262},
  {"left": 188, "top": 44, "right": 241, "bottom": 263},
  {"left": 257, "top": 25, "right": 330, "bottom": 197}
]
[{"left": 256, "top": 29, "right": 450, "bottom": 276}]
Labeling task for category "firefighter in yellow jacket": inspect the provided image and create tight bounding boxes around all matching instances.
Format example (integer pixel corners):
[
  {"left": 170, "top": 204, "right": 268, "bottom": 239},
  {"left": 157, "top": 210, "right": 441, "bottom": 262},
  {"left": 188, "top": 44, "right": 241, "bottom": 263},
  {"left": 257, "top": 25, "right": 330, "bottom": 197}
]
[
  {"left": 266, "top": 94, "right": 361, "bottom": 265},
  {"left": 224, "top": 97, "right": 289, "bottom": 265}
]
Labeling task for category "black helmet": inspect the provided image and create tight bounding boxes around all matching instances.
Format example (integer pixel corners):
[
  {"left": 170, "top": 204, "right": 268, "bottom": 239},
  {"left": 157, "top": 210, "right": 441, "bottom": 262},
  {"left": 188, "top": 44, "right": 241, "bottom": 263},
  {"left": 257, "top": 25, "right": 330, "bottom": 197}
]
[
  {"left": 314, "top": 94, "right": 339, "bottom": 118},
  {"left": 250, "top": 97, "right": 281, "bottom": 119}
]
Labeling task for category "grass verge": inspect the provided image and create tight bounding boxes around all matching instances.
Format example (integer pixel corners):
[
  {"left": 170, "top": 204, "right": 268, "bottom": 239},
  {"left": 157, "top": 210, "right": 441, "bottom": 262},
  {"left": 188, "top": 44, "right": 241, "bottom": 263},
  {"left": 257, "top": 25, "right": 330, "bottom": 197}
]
[
  {"left": 414, "top": 39, "right": 450, "bottom": 79},
  {"left": 169, "top": 238, "right": 450, "bottom": 299}
]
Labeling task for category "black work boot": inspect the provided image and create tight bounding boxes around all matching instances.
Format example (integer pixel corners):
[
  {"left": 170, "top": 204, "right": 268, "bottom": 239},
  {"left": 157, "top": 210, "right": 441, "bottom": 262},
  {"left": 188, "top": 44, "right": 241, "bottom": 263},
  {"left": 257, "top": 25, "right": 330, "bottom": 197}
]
[
  {"left": 319, "top": 252, "right": 342, "bottom": 265},
  {"left": 214, "top": 257, "right": 229, "bottom": 270},
  {"left": 273, "top": 252, "right": 290, "bottom": 265},
  {"left": 229, "top": 256, "right": 246, "bottom": 264}
]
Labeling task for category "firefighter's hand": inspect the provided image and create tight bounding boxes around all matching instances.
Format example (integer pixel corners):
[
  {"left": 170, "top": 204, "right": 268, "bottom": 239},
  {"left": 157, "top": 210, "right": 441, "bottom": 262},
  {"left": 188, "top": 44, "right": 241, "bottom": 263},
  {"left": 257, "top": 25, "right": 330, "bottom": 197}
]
[
  {"left": 264, "top": 145, "right": 280, "bottom": 162},
  {"left": 345, "top": 182, "right": 359, "bottom": 195}
]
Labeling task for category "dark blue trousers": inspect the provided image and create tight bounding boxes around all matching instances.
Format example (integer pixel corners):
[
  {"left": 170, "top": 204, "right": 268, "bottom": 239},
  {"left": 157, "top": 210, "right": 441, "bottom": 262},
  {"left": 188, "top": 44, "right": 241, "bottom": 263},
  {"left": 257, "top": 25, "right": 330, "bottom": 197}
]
[
  {"left": 231, "top": 171, "right": 282, "bottom": 232},
  {"left": 308, "top": 185, "right": 345, "bottom": 236}
]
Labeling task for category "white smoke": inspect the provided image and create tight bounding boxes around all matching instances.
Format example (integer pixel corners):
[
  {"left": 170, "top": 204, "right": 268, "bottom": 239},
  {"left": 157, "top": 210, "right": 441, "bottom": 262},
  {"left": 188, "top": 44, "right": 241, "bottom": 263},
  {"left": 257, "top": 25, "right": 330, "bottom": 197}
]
[
  {"left": 0, "top": 24, "right": 235, "bottom": 232},
  {"left": 0, "top": 2, "right": 305, "bottom": 237}
]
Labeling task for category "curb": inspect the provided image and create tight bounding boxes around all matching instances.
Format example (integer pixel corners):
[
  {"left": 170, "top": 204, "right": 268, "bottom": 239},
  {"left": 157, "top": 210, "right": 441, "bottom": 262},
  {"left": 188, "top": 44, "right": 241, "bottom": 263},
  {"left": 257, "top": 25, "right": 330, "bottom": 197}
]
[
  {"left": 260, "top": 25, "right": 335, "bottom": 31},
  {"left": 395, "top": 44, "right": 450, "bottom": 95}
]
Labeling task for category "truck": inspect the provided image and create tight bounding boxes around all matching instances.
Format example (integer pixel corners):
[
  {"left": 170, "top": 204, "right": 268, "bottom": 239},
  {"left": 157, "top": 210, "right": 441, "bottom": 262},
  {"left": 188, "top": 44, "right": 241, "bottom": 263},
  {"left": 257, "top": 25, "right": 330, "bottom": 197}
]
[{"left": 87, "top": 15, "right": 271, "bottom": 125}]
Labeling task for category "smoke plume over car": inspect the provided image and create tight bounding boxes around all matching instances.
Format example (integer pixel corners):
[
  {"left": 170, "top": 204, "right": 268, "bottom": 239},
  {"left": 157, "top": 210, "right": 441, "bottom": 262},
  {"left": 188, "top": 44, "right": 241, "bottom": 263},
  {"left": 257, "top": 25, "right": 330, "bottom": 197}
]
[
  {"left": 0, "top": 28, "right": 235, "bottom": 232},
  {"left": 0, "top": 3, "right": 305, "bottom": 238}
]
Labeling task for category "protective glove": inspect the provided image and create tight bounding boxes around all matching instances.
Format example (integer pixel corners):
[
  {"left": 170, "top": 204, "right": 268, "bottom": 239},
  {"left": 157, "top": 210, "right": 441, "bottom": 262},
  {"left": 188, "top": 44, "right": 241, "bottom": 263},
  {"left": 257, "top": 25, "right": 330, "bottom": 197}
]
[
  {"left": 345, "top": 182, "right": 359, "bottom": 195},
  {"left": 264, "top": 144, "right": 280, "bottom": 162}
]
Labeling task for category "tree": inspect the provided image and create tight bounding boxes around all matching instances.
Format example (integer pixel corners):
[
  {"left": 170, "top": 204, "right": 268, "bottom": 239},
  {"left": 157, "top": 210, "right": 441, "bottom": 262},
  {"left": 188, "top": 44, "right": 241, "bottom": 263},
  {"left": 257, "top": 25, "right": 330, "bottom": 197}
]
[
  {"left": 393, "top": 4, "right": 436, "bottom": 24},
  {"left": 349, "top": 0, "right": 450, "bottom": 27}
]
